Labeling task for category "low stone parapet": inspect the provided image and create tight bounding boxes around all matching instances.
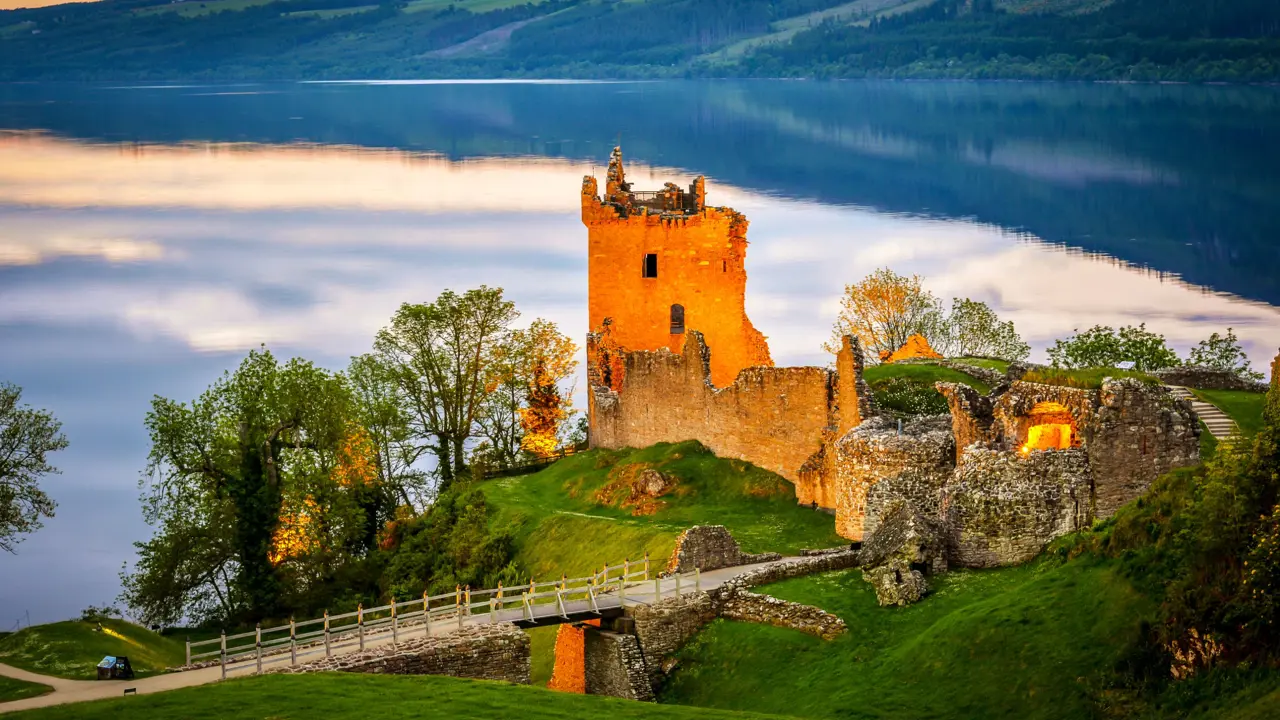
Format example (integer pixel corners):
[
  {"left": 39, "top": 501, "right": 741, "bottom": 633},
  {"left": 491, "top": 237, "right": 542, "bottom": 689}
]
[
  {"left": 717, "top": 588, "right": 845, "bottom": 640},
  {"left": 266, "top": 622, "right": 530, "bottom": 684}
]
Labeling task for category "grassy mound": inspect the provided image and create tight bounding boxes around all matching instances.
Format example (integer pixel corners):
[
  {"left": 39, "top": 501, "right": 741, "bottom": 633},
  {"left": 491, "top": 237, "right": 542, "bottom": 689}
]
[
  {"left": 4, "top": 673, "right": 785, "bottom": 720},
  {"left": 481, "top": 441, "right": 843, "bottom": 581},
  {"left": 863, "top": 363, "right": 993, "bottom": 415},
  {"left": 0, "top": 618, "right": 186, "bottom": 680},
  {"left": 661, "top": 559, "right": 1155, "bottom": 720},
  {"left": 954, "top": 357, "right": 1013, "bottom": 372},
  {"left": 0, "top": 676, "right": 51, "bottom": 704}
]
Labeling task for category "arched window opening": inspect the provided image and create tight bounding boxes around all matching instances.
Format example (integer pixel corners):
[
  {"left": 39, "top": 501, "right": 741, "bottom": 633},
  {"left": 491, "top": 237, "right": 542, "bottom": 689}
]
[
  {"left": 670, "top": 304, "right": 685, "bottom": 334},
  {"left": 1020, "top": 401, "right": 1078, "bottom": 455}
]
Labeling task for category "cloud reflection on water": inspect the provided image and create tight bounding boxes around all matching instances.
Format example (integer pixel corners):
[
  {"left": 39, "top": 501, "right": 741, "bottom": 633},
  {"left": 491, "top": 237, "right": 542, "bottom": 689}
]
[{"left": 0, "top": 134, "right": 1277, "bottom": 626}]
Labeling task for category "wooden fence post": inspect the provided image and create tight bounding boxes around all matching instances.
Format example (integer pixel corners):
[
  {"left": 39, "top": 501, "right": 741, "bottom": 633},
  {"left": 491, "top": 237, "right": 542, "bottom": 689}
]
[
  {"left": 643, "top": 552, "right": 649, "bottom": 580},
  {"left": 423, "top": 592, "right": 431, "bottom": 637},
  {"left": 654, "top": 576, "right": 661, "bottom": 601},
  {"left": 289, "top": 617, "right": 297, "bottom": 666},
  {"left": 219, "top": 630, "right": 227, "bottom": 680},
  {"left": 465, "top": 586, "right": 471, "bottom": 616},
  {"left": 489, "top": 597, "right": 496, "bottom": 624},
  {"left": 695, "top": 568, "right": 701, "bottom": 593},
  {"left": 522, "top": 591, "right": 530, "bottom": 621},
  {"left": 391, "top": 597, "right": 398, "bottom": 645},
  {"left": 358, "top": 603, "right": 365, "bottom": 652},
  {"left": 324, "top": 610, "right": 331, "bottom": 657},
  {"left": 185, "top": 636, "right": 191, "bottom": 666},
  {"left": 255, "top": 623, "right": 262, "bottom": 674},
  {"left": 675, "top": 573, "right": 681, "bottom": 598}
]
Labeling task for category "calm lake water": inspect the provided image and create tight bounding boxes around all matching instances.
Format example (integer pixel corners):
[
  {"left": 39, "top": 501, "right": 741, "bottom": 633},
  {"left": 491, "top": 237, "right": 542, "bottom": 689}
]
[{"left": 2, "top": 80, "right": 1279, "bottom": 625}]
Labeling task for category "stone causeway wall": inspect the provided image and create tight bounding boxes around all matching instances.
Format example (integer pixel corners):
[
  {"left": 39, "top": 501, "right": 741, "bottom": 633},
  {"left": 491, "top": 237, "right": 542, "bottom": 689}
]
[
  {"left": 1152, "top": 366, "right": 1268, "bottom": 392},
  {"left": 583, "top": 630, "right": 655, "bottom": 702},
  {"left": 717, "top": 589, "right": 846, "bottom": 640},
  {"left": 266, "top": 622, "right": 530, "bottom": 684},
  {"left": 665, "top": 524, "right": 781, "bottom": 574}
]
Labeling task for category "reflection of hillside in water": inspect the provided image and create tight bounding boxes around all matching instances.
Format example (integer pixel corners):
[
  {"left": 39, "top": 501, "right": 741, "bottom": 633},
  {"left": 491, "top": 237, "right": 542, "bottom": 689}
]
[{"left": 1, "top": 80, "right": 1277, "bottom": 305}]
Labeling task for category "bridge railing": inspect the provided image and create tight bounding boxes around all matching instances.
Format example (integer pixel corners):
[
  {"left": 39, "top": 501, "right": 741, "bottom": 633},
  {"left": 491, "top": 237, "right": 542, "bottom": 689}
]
[{"left": 187, "top": 554, "right": 685, "bottom": 677}]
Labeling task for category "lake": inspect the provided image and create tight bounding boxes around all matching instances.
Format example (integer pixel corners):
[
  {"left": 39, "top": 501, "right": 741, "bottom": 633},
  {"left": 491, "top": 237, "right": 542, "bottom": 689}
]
[{"left": 1, "top": 79, "right": 1278, "bottom": 626}]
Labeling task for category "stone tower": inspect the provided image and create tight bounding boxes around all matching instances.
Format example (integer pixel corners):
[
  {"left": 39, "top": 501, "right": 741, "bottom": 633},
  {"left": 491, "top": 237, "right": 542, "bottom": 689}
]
[{"left": 581, "top": 147, "right": 772, "bottom": 388}]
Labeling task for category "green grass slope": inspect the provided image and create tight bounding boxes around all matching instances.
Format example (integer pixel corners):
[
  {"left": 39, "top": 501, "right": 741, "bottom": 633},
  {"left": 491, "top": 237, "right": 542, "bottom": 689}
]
[
  {"left": 0, "top": 676, "right": 52, "bottom": 704},
  {"left": 661, "top": 559, "right": 1154, "bottom": 720},
  {"left": 4, "top": 672, "right": 787, "bottom": 720},
  {"left": 1192, "top": 388, "right": 1267, "bottom": 437},
  {"left": 0, "top": 618, "right": 186, "bottom": 680},
  {"left": 481, "top": 441, "right": 844, "bottom": 580}
]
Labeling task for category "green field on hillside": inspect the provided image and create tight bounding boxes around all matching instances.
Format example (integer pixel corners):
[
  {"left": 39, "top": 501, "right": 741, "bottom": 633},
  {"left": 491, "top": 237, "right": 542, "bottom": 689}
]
[
  {"left": 0, "top": 676, "right": 51, "bottom": 704},
  {"left": 3, "top": 673, "right": 784, "bottom": 720},
  {"left": 481, "top": 441, "right": 844, "bottom": 580},
  {"left": 0, "top": 618, "right": 186, "bottom": 680},
  {"left": 662, "top": 559, "right": 1157, "bottom": 719}
]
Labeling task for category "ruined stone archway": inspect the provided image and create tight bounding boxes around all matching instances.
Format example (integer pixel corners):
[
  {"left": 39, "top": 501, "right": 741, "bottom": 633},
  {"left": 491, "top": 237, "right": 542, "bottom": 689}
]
[{"left": 1019, "top": 401, "right": 1080, "bottom": 454}]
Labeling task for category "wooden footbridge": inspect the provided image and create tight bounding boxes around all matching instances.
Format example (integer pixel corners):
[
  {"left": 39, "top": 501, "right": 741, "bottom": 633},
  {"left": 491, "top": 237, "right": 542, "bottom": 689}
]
[{"left": 186, "top": 555, "right": 715, "bottom": 678}]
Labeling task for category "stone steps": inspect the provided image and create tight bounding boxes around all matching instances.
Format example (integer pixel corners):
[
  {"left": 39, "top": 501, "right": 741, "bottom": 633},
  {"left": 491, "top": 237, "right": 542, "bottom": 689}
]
[{"left": 1166, "top": 385, "right": 1239, "bottom": 440}]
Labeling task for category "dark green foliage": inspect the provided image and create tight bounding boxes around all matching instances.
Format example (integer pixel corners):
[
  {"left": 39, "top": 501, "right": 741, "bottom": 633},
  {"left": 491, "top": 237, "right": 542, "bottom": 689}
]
[
  {"left": 867, "top": 376, "right": 951, "bottom": 415},
  {"left": 1047, "top": 324, "right": 1181, "bottom": 372},
  {"left": 379, "top": 485, "right": 521, "bottom": 600}
]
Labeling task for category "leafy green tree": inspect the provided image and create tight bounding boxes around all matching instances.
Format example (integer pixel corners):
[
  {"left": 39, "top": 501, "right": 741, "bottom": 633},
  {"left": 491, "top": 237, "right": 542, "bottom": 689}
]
[
  {"left": 0, "top": 383, "right": 68, "bottom": 553},
  {"left": 373, "top": 287, "right": 519, "bottom": 493},
  {"left": 825, "top": 268, "right": 945, "bottom": 361},
  {"left": 347, "top": 353, "right": 432, "bottom": 510},
  {"left": 124, "top": 348, "right": 363, "bottom": 624},
  {"left": 1047, "top": 324, "right": 1181, "bottom": 371},
  {"left": 1188, "top": 328, "right": 1264, "bottom": 381},
  {"left": 936, "top": 298, "right": 1030, "bottom": 361}
]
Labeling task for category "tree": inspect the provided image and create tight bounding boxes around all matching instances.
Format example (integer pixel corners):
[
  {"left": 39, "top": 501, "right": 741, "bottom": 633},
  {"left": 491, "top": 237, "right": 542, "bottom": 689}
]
[
  {"left": 935, "top": 298, "right": 1030, "bottom": 361},
  {"left": 373, "top": 287, "right": 519, "bottom": 493},
  {"left": 347, "top": 354, "right": 433, "bottom": 510},
  {"left": 825, "top": 268, "right": 945, "bottom": 361},
  {"left": 514, "top": 319, "right": 578, "bottom": 458},
  {"left": 124, "top": 348, "right": 363, "bottom": 624},
  {"left": 0, "top": 383, "right": 68, "bottom": 553},
  {"left": 1188, "top": 328, "right": 1264, "bottom": 381},
  {"left": 1047, "top": 324, "right": 1181, "bottom": 371}
]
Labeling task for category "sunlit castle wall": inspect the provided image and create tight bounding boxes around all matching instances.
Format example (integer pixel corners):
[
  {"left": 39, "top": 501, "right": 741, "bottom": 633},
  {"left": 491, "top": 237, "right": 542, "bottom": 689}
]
[{"left": 581, "top": 148, "right": 772, "bottom": 389}]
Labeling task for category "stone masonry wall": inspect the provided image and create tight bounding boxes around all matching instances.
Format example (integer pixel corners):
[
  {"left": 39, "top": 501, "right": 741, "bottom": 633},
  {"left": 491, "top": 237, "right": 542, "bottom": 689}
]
[
  {"left": 590, "top": 331, "right": 836, "bottom": 486},
  {"left": 267, "top": 622, "right": 530, "bottom": 684},
  {"left": 664, "top": 525, "right": 781, "bottom": 574},
  {"left": 583, "top": 629, "right": 655, "bottom": 702},
  {"left": 943, "top": 447, "right": 1093, "bottom": 568},
  {"left": 1153, "top": 366, "right": 1269, "bottom": 392},
  {"left": 717, "top": 589, "right": 846, "bottom": 640},
  {"left": 833, "top": 415, "right": 955, "bottom": 541}
]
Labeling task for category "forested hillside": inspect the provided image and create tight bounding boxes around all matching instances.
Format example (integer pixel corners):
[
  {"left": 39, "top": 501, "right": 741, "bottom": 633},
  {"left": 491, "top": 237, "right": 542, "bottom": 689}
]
[{"left": 1, "top": 0, "right": 1277, "bottom": 82}]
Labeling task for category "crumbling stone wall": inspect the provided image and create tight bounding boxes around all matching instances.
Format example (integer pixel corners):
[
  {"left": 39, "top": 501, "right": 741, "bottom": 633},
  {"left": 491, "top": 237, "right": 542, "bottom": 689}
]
[
  {"left": 833, "top": 415, "right": 955, "bottom": 541},
  {"left": 582, "top": 629, "right": 655, "bottom": 702},
  {"left": 590, "top": 332, "right": 863, "bottom": 498},
  {"left": 583, "top": 150, "right": 771, "bottom": 388},
  {"left": 664, "top": 525, "right": 781, "bottom": 574},
  {"left": 943, "top": 448, "right": 1093, "bottom": 568},
  {"left": 626, "top": 590, "right": 718, "bottom": 689},
  {"left": 717, "top": 588, "right": 846, "bottom": 640},
  {"left": 268, "top": 622, "right": 530, "bottom": 683},
  {"left": 1153, "top": 366, "right": 1268, "bottom": 392}
]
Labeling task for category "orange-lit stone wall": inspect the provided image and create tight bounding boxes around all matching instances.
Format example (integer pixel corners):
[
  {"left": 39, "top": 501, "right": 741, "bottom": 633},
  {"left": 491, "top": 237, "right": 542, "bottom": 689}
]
[
  {"left": 582, "top": 155, "right": 771, "bottom": 389},
  {"left": 547, "top": 619, "right": 600, "bottom": 693},
  {"left": 589, "top": 332, "right": 868, "bottom": 507}
]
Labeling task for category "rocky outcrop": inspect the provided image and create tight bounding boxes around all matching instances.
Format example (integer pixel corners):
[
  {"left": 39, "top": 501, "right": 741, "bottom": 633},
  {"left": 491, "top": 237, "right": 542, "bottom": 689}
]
[
  {"left": 856, "top": 502, "right": 946, "bottom": 606},
  {"left": 665, "top": 525, "right": 781, "bottom": 574},
  {"left": 864, "top": 564, "right": 929, "bottom": 607}
]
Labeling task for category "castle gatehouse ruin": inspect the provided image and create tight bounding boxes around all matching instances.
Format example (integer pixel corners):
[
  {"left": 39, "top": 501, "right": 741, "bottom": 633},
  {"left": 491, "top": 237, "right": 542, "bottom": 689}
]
[{"left": 582, "top": 149, "right": 1203, "bottom": 569}]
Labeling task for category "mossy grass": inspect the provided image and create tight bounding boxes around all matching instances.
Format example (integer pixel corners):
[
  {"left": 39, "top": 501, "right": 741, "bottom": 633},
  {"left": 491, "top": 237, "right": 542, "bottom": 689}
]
[
  {"left": 863, "top": 362, "right": 993, "bottom": 394},
  {"left": 1190, "top": 388, "right": 1267, "bottom": 436},
  {"left": 661, "top": 558, "right": 1159, "bottom": 719},
  {"left": 954, "top": 356, "right": 1013, "bottom": 372},
  {"left": 0, "top": 675, "right": 52, "bottom": 703},
  {"left": 0, "top": 618, "right": 186, "bottom": 680},
  {"left": 1022, "top": 366, "right": 1159, "bottom": 389},
  {"left": 2, "top": 672, "right": 786, "bottom": 720},
  {"left": 480, "top": 440, "right": 843, "bottom": 580}
]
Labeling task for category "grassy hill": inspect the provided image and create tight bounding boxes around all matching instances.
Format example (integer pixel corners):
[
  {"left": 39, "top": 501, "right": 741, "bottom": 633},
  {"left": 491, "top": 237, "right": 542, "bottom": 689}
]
[
  {"left": 0, "top": 0, "right": 1276, "bottom": 80},
  {"left": 2, "top": 672, "right": 786, "bottom": 719},
  {"left": 0, "top": 618, "right": 186, "bottom": 680},
  {"left": 480, "top": 440, "right": 845, "bottom": 581}
]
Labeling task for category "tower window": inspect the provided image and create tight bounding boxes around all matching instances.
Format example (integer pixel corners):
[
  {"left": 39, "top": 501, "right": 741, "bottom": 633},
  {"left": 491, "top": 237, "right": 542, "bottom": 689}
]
[
  {"left": 643, "top": 253, "right": 658, "bottom": 278},
  {"left": 722, "top": 260, "right": 727, "bottom": 272},
  {"left": 670, "top": 304, "right": 685, "bottom": 334}
]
